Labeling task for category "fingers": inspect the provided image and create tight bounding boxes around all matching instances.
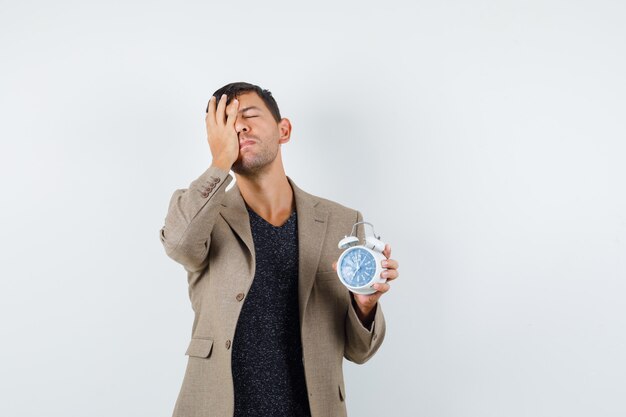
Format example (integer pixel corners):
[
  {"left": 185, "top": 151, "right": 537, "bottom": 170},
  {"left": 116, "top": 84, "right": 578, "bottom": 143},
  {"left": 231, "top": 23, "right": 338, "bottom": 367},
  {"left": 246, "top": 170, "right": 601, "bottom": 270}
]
[
  {"left": 216, "top": 93, "right": 228, "bottom": 125},
  {"left": 352, "top": 281, "right": 391, "bottom": 308},
  {"left": 360, "top": 283, "right": 389, "bottom": 304},
  {"left": 381, "top": 268, "right": 399, "bottom": 281},
  {"left": 332, "top": 261, "right": 337, "bottom": 271},
  {"left": 381, "top": 256, "right": 399, "bottom": 281},
  {"left": 226, "top": 98, "right": 239, "bottom": 127},
  {"left": 372, "top": 282, "right": 390, "bottom": 294},
  {"left": 207, "top": 93, "right": 239, "bottom": 133},
  {"left": 382, "top": 258, "right": 399, "bottom": 270},
  {"left": 383, "top": 243, "right": 392, "bottom": 259},
  {"left": 206, "top": 95, "right": 217, "bottom": 127}
]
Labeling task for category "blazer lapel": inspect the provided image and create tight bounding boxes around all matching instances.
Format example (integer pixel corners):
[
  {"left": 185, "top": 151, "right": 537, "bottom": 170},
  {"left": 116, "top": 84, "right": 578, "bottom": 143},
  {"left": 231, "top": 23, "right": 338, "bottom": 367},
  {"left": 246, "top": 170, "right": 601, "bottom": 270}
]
[
  {"left": 219, "top": 184, "right": 255, "bottom": 258},
  {"left": 288, "top": 177, "right": 329, "bottom": 326}
]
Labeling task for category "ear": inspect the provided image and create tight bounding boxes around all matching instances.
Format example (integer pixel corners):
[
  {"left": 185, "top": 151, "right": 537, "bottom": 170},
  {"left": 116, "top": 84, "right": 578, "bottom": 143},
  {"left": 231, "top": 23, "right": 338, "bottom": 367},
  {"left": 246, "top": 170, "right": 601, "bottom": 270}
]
[{"left": 278, "top": 118, "right": 292, "bottom": 145}]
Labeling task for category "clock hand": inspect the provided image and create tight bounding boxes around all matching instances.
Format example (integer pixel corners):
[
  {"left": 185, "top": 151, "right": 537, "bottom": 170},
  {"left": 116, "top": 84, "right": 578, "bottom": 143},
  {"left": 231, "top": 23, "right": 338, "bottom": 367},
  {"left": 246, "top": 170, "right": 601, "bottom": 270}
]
[{"left": 350, "top": 256, "right": 360, "bottom": 277}]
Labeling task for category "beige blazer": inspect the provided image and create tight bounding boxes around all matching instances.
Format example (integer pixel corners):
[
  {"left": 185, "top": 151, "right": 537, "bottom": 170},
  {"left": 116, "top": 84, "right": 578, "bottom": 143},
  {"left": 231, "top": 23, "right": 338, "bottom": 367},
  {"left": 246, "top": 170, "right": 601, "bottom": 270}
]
[{"left": 159, "top": 166, "right": 386, "bottom": 417}]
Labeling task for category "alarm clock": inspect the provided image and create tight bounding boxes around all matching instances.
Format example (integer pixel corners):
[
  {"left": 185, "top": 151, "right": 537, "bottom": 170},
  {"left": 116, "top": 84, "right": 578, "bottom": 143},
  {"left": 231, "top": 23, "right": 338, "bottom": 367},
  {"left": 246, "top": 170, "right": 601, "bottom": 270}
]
[{"left": 336, "top": 221, "right": 387, "bottom": 295}]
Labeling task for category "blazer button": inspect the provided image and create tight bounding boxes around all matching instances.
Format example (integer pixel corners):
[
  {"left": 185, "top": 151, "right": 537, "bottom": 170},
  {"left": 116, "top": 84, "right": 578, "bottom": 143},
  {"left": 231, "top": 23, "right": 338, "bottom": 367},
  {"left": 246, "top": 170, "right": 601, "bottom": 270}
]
[
  {"left": 225, "top": 340, "right": 231, "bottom": 349},
  {"left": 201, "top": 191, "right": 209, "bottom": 198},
  {"left": 236, "top": 293, "right": 245, "bottom": 301}
]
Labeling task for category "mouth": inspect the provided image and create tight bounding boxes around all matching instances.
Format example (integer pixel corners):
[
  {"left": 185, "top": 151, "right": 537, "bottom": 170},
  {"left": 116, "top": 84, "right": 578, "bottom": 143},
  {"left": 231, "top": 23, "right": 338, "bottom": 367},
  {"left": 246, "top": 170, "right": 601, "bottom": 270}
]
[{"left": 239, "top": 138, "right": 256, "bottom": 149}]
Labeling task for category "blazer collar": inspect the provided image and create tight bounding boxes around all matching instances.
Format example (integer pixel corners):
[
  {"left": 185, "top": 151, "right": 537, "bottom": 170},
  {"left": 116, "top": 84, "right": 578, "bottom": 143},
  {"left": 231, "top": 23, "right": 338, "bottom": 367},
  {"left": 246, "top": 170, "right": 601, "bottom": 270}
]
[{"left": 220, "top": 183, "right": 254, "bottom": 257}]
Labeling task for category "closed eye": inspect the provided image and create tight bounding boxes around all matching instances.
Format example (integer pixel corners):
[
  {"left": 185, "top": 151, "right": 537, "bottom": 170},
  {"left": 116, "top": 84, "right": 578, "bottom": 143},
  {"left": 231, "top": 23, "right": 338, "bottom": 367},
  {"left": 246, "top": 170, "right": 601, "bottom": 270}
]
[{"left": 243, "top": 115, "right": 259, "bottom": 118}]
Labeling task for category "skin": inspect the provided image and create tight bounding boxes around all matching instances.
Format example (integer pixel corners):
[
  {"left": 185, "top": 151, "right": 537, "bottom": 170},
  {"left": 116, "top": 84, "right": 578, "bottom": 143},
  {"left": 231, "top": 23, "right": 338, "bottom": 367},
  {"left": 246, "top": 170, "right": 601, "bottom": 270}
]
[{"left": 205, "top": 92, "right": 399, "bottom": 327}]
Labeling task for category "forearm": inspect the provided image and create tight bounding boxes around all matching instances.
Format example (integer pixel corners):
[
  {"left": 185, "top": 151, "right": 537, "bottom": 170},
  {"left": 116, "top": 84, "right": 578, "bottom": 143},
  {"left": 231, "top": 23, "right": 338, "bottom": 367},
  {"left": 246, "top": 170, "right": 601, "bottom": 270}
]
[
  {"left": 344, "top": 299, "right": 386, "bottom": 364},
  {"left": 351, "top": 293, "right": 376, "bottom": 330},
  {"left": 159, "top": 165, "right": 232, "bottom": 271}
]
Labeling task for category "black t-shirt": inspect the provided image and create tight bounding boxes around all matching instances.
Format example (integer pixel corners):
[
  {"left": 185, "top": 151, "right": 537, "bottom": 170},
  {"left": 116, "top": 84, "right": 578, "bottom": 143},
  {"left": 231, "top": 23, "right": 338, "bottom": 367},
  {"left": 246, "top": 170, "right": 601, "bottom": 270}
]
[{"left": 231, "top": 205, "right": 311, "bottom": 417}]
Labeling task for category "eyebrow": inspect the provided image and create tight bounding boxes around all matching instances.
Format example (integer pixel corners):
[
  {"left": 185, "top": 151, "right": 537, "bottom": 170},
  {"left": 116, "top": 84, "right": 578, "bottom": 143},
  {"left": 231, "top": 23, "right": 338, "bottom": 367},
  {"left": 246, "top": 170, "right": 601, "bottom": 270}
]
[{"left": 239, "top": 106, "right": 262, "bottom": 113}]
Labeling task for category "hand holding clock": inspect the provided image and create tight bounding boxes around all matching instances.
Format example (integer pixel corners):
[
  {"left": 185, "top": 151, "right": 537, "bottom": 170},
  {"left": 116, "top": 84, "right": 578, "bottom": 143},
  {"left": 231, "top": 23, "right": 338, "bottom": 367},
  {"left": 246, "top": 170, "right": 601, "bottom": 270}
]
[{"left": 333, "top": 243, "right": 400, "bottom": 328}]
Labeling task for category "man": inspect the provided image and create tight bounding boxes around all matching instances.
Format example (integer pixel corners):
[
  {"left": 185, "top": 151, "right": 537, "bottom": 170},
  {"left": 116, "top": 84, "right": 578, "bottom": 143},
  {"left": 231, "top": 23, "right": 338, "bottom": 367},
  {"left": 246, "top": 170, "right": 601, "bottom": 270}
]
[{"left": 159, "top": 82, "right": 400, "bottom": 417}]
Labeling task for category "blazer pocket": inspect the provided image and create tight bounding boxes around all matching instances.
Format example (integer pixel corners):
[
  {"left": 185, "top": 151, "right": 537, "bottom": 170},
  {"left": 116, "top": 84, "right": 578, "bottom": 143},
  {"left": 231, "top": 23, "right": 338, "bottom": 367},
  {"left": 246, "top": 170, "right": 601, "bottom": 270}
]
[{"left": 185, "top": 338, "right": 214, "bottom": 358}]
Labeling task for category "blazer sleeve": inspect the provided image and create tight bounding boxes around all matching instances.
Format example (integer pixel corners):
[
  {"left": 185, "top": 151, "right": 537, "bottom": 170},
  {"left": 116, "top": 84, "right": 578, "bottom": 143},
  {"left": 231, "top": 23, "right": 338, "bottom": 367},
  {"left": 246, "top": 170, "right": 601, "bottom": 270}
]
[
  {"left": 343, "top": 210, "right": 387, "bottom": 364},
  {"left": 159, "top": 165, "right": 233, "bottom": 273}
]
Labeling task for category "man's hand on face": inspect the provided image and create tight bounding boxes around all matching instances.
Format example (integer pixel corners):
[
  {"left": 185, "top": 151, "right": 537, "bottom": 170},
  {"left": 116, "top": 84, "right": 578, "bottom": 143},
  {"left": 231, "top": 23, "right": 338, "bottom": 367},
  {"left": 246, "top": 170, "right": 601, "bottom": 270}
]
[
  {"left": 332, "top": 244, "right": 399, "bottom": 328},
  {"left": 206, "top": 94, "right": 240, "bottom": 171}
]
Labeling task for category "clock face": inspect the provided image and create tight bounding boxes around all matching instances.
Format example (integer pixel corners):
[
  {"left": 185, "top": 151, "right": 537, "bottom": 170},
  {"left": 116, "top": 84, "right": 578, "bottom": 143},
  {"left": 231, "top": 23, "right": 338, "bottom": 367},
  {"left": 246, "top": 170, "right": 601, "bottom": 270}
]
[{"left": 340, "top": 247, "right": 377, "bottom": 287}]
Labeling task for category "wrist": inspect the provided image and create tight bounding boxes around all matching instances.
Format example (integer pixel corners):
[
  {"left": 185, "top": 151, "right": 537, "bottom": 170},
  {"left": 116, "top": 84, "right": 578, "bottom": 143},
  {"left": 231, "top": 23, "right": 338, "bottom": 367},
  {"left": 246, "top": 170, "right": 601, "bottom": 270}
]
[
  {"left": 210, "top": 157, "right": 233, "bottom": 172},
  {"left": 351, "top": 294, "right": 376, "bottom": 329}
]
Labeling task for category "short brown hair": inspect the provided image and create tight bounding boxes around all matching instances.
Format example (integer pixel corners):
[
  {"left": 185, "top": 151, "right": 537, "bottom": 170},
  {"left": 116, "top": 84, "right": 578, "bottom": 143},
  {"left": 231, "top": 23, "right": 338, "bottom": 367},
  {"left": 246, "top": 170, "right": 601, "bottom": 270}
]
[{"left": 208, "top": 82, "right": 282, "bottom": 122}]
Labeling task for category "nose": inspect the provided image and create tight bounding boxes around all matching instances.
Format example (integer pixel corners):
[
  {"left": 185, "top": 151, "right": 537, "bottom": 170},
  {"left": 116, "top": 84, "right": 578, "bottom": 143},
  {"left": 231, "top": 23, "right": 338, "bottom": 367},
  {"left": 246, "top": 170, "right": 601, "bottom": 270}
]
[{"left": 235, "top": 116, "right": 249, "bottom": 134}]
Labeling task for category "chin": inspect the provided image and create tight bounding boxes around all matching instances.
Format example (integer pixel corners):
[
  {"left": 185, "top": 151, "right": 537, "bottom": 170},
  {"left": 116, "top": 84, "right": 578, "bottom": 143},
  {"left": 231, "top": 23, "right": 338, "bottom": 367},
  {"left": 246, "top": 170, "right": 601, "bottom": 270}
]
[
  {"left": 232, "top": 160, "right": 265, "bottom": 176},
  {"left": 232, "top": 150, "right": 279, "bottom": 176}
]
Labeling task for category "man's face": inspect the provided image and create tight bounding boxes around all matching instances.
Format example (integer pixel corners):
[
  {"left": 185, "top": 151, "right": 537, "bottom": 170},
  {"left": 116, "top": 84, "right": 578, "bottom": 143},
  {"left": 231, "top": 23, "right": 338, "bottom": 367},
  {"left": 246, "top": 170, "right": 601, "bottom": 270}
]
[{"left": 229, "top": 92, "right": 288, "bottom": 176}]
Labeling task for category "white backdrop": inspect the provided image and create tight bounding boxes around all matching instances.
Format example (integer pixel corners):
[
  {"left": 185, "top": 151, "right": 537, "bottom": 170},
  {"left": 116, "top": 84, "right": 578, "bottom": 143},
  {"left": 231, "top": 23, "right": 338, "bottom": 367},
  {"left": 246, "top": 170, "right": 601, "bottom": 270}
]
[{"left": 1, "top": 0, "right": 625, "bottom": 416}]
